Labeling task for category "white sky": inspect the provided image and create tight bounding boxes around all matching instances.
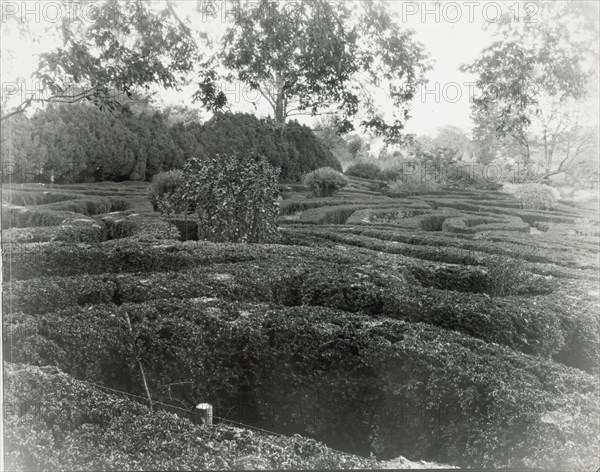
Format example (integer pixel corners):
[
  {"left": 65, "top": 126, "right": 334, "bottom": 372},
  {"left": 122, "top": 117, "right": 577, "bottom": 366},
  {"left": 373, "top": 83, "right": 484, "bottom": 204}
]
[{"left": 0, "top": 1, "right": 524, "bottom": 137}]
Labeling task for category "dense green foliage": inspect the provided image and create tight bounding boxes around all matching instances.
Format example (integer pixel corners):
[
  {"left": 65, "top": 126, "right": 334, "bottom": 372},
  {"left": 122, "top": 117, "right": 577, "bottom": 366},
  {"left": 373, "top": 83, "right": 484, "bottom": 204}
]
[
  {"left": 1, "top": 108, "right": 340, "bottom": 183},
  {"left": 2, "top": 0, "right": 199, "bottom": 122},
  {"left": 513, "top": 183, "right": 558, "bottom": 211},
  {"left": 5, "top": 364, "right": 376, "bottom": 471},
  {"left": 5, "top": 299, "right": 598, "bottom": 468},
  {"left": 345, "top": 163, "right": 384, "bottom": 180},
  {"left": 160, "top": 154, "right": 280, "bottom": 243},
  {"left": 177, "top": 113, "right": 342, "bottom": 181},
  {"left": 3, "top": 180, "right": 598, "bottom": 469},
  {"left": 148, "top": 170, "right": 185, "bottom": 212},
  {"left": 304, "top": 168, "right": 349, "bottom": 197},
  {"left": 199, "top": 0, "right": 429, "bottom": 139}
]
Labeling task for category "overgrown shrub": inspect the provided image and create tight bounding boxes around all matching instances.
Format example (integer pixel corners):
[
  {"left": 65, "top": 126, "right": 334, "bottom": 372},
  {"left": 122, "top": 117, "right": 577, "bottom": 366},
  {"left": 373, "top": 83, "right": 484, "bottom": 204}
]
[
  {"left": 345, "top": 163, "right": 383, "bottom": 180},
  {"left": 168, "top": 153, "right": 280, "bottom": 243},
  {"left": 514, "top": 183, "right": 558, "bottom": 210},
  {"left": 379, "top": 166, "right": 404, "bottom": 181},
  {"left": 304, "top": 167, "right": 348, "bottom": 197},
  {"left": 148, "top": 170, "right": 185, "bottom": 212}
]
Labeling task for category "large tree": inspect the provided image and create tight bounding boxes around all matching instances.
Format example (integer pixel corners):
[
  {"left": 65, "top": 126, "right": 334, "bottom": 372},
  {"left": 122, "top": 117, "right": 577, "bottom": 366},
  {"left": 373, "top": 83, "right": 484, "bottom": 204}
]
[
  {"left": 1, "top": 0, "right": 199, "bottom": 122},
  {"left": 194, "top": 0, "right": 430, "bottom": 142},
  {"left": 462, "top": 1, "right": 598, "bottom": 179}
]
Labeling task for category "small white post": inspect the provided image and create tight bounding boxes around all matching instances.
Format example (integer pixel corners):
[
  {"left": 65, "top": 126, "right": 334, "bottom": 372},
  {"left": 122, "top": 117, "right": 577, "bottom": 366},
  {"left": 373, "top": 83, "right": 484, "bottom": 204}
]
[{"left": 195, "top": 403, "right": 213, "bottom": 426}]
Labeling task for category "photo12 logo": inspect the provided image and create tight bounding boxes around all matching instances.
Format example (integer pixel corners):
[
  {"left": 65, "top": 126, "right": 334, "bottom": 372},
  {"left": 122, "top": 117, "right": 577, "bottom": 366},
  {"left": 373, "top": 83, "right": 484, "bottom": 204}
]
[
  {"left": 1, "top": 1, "right": 142, "bottom": 25},
  {"left": 399, "top": 1, "right": 540, "bottom": 24}
]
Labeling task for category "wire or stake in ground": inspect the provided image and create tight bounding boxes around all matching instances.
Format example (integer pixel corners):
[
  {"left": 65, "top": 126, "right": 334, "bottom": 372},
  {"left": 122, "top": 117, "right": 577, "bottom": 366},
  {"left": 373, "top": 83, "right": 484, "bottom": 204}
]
[{"left": 84, "top": 379, "right": 368, "bottom": 459}]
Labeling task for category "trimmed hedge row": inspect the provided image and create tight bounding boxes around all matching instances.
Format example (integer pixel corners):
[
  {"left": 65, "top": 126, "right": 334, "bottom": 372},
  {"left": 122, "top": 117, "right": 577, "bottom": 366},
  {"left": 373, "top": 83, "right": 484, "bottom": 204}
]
[
  {"left": 40, "top": 196, "right": 129, "bottom": 216},
  {"left": 5, "top": 363, "right": 377, "bottom": 471},
  {"left": 8, "top": 255, "right": 598, "bottom": 373},
  {"left": 2, "top": 219, "right": 107, "bottom": 244},
  {"left": 298, "top": 204, "right": 415, "bottom": 225},
  {"left": 2, "top": 207, "right": 81, "bottom": 229},
  {"left": 2, "top": 226, "right": 60, "bottom": 243},
  {"left": 345, "top": 204, "right": 432, "bottom": 225},
  {"left": 100, "top": 213, "right": 181, "bottom": 242},
  {"left": 299, "top": 225, "right": 598, "bottom": 270},
  {"left": 4, "top": 300, "right": 598, "bottom": 468},
  {"left": 534, "top": 221, "right": 600, "bottom": 238},
  {"left": 280, "top": 196, "right": 392, "bottom": 216},
  {"left": 2, "top": 240, "right": 366, "bottom": 281},
  {"left": 1, "top": 190, "right": 83, "bottom": 206},
  {"left": 425, "top": 199, "right": 581, "bottom": 226},
  {"left": 441, "top": 215, "right": 530, "bottom": 234}
]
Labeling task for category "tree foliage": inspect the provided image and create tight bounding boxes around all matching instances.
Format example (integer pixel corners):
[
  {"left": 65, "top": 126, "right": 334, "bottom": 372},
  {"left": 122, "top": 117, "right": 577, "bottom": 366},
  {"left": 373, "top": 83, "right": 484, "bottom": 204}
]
[
  {"left": 1, "top": 0, "right": 199, "bottom": 122},
  {"left": 463, "top": 1, "right": 598, "bottom": 177},
  {"left": 1, "top": 107, "right": 339, "bottom": 183},
  {"left": 196, "top": 0, "right": 430, "bottom": 141}
]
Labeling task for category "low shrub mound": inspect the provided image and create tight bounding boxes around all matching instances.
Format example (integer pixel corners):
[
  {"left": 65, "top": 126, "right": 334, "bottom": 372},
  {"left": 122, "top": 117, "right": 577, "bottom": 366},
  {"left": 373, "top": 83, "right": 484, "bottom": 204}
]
[
  {"left": 513, "top": 183, "right": 558, "bottom": 210},
  {"left": 148, "top": 170, "right": 185, "bottom": 212},
  {"left": 345, "top": 163, "right": 383, "bottom": 180},
  {"left": 53, "top": 219, "right": 107, "bottom": 243},
  {"left": 304, "top": 168, "right": 349, "bottom": 197},
  {"left": 4, "top": 363, "right": 377, "bottom": 471},
  {"left": 5, "top": 301, "right": 598, "bottom": 469}
]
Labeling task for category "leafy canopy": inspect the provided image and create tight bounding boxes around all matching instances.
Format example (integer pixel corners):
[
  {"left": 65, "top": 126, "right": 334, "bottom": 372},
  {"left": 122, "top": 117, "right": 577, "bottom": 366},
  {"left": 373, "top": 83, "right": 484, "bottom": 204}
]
[
  {"left": 196, "top": 0, "right": 430, "bottom": 142},
  {"left": 1, "top": 0, "right": 199, "bottom": 121}
]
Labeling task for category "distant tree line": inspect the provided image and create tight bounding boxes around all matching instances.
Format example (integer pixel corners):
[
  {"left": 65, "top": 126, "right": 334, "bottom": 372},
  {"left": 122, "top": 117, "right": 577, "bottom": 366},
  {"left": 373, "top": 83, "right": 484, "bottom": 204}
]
[{"left": 0, "top": 105, "right": 341, "bottom": 183}]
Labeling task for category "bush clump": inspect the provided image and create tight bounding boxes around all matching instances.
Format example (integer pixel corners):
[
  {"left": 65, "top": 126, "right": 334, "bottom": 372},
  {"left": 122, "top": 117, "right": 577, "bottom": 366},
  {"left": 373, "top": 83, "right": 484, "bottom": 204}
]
[
  {"left": 345, "top": 163, "right": 383, "bottom": 180},
  {"left": 514, "top": 183, "right": 558, "bottom": 210},
  {"left": 387, "top": 174, "right": 441, "bottom": 196},
  {"left": 148, "top": 170, "right": 185, "bottom": 212},
  {"left": 164, "top": 153, "right": 280, "bottom": 243},
  {"left": 304, "top": 167, "right": 348, "bottom": 197}
]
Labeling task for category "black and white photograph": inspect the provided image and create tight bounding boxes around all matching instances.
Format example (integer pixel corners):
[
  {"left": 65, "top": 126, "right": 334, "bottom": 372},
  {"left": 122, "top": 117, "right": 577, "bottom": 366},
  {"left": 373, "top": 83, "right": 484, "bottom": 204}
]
[{"left": 1, "top": 1, "right": 599, "bottom": 470}]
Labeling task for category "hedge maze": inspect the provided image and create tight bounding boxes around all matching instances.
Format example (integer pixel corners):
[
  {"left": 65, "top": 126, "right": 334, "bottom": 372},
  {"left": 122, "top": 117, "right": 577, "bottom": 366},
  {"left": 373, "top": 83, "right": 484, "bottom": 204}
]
[{"left": 3, "top": 178, "right": 599, "bottom": 469}]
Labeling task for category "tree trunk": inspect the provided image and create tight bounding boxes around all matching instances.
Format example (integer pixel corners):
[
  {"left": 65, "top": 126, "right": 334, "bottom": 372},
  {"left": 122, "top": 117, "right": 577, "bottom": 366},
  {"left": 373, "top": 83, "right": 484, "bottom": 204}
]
[
  {"left": 273, "top": 75, "right": 287, "bottom": 125},
  {"left": 543, "top": 128, "right": 550, "bottom": 173}
]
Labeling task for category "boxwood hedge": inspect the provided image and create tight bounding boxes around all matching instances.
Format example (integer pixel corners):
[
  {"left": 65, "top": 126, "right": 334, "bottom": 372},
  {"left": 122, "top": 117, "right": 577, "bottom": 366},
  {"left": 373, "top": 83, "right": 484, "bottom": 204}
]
[
  {"left": 4, "top": 301, "right": 598, "bottom": 469},
  {"left": 5, "top": 363, "right": 377, "bottom": 471},
  {"left": 6, "top": 255, "right": 598, "bottom": 373}
]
